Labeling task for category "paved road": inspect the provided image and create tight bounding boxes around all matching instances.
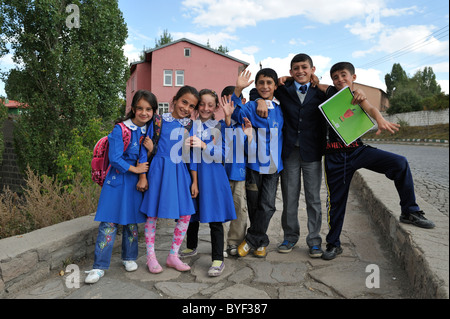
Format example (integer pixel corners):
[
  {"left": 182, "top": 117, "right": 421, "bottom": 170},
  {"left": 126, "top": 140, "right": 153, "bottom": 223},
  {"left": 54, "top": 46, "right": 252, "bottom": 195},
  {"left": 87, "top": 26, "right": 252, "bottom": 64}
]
[{"left": 367, "top": 143, "right": 449, "bottom": 216}]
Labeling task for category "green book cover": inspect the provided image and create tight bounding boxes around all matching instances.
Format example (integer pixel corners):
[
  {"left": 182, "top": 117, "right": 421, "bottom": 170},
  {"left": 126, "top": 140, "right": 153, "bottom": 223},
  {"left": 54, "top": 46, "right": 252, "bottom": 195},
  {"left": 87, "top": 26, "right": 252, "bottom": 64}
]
[{"left": 319, "top": 86, "right": 375, "bottom": 146}]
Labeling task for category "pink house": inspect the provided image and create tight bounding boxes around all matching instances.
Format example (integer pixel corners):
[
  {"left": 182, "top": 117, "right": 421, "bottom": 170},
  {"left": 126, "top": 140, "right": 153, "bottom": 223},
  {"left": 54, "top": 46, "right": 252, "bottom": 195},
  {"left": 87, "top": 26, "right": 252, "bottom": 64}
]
[{"left": 126, "top": 38, "right": 249, "bottom": 120}]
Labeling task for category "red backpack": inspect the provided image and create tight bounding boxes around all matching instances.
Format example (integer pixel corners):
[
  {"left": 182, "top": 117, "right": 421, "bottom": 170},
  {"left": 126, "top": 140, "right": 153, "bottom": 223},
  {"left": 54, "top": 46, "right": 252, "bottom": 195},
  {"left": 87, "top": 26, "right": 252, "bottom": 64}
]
[{"left": 91, "top": 122, "right": 131, "bottom": 187}]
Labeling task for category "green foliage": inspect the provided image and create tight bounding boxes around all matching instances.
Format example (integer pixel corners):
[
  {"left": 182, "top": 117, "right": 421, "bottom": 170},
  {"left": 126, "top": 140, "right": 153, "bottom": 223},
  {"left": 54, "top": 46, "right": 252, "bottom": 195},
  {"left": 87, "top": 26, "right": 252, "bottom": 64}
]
[
  {"left": 421, "top": 93, "right": 449, "bottom": 111},
  {"left": 56, "top": 118, "right": 111, "bottom": 186},
  {"left": 385, "top": 63, "right": 408, "bottom": 98},
  {"left": 385, "top": 63, "right": 446, "bottom": 114},
  {"left": 0, "top": 0, "right": 128, "bottom": 176},
  {"left": 386, "top": 87, "right": 423, "bottom": 115},
  {"left": 155, "top": 29, "right": 173, "bottom": 48}
]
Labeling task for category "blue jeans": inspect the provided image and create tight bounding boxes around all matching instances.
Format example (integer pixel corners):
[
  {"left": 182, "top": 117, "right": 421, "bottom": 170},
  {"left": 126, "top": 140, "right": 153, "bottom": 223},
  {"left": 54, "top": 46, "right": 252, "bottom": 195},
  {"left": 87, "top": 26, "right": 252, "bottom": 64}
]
[
  {"left": 93, "top": 222, "right": 139, "bottom": 270},
  {"left": 245, "top": 168, "right": 280, "bottom": 248},
  {"left": 280, "top": 147, "right": 323, "bottom": 247}
]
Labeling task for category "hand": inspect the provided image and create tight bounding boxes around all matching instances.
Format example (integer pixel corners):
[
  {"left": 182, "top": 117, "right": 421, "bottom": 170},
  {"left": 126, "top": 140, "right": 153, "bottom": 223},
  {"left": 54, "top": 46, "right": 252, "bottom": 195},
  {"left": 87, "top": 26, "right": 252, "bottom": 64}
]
[
  {"left": 310, "top": 74, "right": 320, "bottom": 87},
  {"left": 143, "top": 137, "right": 154, "bottom": 153},
  {"left": 256, "top": 99, "right": 268, "bottom": 118},
  {"left": 242, "top": 117, "right": 253, "bottom": 143},
  {"left": 191, "top": 182, "right": 199, "bottom": 198},
  {"left": 278, "top": 76, "right": 291, "bottom": 86},
  {"left": 134, "top": 161, "right": 149, "bottom": 174},
  {"left": 236, "top": 70, "right": 254, "bottom": 91},
  {"left": 375, "top": 118, "right": 401, "bottom": 135},
  {"left": 187, "top": 136, "right": 205, "bottom": 150},
  {"left": 219, "top": 95, "right": 235, "bottom": 118},
  {"left": 352, "top": 89, "right": 367, "bottom": 105},
  {"left": 136, "top": 178, "right": 148, "bottom": 192}
]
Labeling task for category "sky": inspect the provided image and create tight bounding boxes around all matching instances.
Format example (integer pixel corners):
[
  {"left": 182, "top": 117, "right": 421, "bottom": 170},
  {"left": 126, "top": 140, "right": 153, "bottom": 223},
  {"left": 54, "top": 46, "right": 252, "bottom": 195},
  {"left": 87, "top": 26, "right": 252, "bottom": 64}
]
[{"left": 0, "top": 0, "right": 449, "bottom": 98}]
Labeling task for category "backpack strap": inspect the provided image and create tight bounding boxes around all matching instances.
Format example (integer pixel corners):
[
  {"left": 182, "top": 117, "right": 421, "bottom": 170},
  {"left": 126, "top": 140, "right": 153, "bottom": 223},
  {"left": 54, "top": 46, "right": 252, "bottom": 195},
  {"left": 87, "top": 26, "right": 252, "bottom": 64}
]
[
  {"left": 184, "top": 118, "right": 193, "bottom": 133},
  {"left": 118, "top": 122, "right": 132, "bottom": 151}
]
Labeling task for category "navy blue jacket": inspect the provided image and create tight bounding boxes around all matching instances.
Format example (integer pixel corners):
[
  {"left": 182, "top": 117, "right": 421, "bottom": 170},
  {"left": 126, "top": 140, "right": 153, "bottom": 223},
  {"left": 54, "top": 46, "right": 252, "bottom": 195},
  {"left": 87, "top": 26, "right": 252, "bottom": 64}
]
[{"left": 250, "top": 81, "right": 327, "bottom": 162}]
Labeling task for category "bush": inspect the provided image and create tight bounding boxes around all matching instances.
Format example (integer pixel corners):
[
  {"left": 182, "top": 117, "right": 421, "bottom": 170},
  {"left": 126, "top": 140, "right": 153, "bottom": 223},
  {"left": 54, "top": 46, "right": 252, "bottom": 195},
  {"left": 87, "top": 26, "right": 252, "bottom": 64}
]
[
  {"left": 0, "top": 167, "right": 100, "bottom": 239},
  {"left": 56, "top": 118, "right": 111, "bottom": 187}
]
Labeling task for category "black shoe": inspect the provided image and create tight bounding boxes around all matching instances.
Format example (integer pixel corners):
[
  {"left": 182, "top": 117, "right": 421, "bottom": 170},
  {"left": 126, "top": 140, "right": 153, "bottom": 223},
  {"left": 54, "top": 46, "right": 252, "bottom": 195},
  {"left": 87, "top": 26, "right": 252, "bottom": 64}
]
[
  {"left": 321, "top": 244, "right": 343, "bottom": 260},
  {"left": 400, "top": 211, "right": 435, "bottom": 229}
]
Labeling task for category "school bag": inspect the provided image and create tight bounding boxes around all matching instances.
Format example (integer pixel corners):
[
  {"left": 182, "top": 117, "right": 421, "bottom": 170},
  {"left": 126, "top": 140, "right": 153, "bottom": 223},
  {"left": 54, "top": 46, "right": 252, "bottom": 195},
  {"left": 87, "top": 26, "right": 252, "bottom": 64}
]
[{"left": 91, "top": 122, "right": 131, "bottom": 187}]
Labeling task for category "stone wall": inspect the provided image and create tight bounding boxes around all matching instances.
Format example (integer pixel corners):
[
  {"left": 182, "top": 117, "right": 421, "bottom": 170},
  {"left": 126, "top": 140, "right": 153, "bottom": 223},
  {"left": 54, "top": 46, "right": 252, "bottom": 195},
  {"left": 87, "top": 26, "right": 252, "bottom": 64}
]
[
  {"left": 0, "top": 214, "right": 99, "bottom": 296},
  {"left": 381, "top": 109, "right": 449, "bottom": 126}
]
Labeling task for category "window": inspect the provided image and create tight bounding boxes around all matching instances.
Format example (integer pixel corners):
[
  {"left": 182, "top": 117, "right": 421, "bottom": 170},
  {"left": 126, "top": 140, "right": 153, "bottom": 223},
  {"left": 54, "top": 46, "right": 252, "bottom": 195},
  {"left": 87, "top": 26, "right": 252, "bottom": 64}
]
[
  {"left": 175, "top": 70, "right": 184, "bottom": 87},
  {"left": 164, "top": 70, "right": 172, "bottom": 86},
  {"left": 158, "top": 103, "right": 170, "bottom": 115},
  {"left": 131, "top": 76, "right": 136, "bottom": 92},
  {"left": 184, "top": 48, "right": 191, "bottom": 57}
]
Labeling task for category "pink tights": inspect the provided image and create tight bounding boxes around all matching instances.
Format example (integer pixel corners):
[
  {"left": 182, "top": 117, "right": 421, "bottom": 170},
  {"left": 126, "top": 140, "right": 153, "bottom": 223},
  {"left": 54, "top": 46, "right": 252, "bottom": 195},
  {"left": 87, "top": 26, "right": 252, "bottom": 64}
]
[{"left": 144, "top": 215, "right": 191, "bottom": 258}]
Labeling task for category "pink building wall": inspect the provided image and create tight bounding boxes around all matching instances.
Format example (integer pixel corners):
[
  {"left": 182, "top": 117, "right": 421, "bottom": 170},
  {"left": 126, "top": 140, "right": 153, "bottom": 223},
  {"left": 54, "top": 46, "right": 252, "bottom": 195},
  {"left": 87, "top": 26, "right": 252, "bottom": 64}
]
[{"left": 126, "top": 39, "right": 248, "bottom": 120}]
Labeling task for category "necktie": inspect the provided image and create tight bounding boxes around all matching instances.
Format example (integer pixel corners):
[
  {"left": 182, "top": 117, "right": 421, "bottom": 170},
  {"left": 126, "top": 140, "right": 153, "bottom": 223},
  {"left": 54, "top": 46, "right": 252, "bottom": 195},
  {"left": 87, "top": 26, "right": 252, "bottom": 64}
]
[{"left": 299, "top": 85, "right": 307, "bottom": 94}]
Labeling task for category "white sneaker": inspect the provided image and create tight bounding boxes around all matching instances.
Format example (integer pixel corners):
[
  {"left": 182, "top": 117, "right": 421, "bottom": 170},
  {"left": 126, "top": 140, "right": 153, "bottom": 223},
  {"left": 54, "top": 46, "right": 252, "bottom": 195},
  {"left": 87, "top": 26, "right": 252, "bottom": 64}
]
[
  {"left": 85, "top": 269, "right": 104, "bottom": 284},
  {"left": 122, "top": 260, "right": 138, "bottom": 272}
]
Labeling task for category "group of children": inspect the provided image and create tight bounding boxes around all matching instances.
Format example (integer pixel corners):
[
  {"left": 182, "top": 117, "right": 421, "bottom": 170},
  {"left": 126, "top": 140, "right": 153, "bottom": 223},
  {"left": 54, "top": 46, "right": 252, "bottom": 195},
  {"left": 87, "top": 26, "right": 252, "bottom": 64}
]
[{"left": 85, "top": 54, "right": 435, "bottom": 284}]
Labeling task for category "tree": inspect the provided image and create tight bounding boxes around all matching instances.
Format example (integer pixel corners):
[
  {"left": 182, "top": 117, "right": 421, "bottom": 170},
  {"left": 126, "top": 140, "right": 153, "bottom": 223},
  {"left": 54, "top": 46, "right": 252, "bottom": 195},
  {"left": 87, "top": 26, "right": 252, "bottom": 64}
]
[
  {"left": 386, "top": 86, "right": 422, "bottom": 115},
  {"left": 155, "top": 29, "right": 173, "bottom": 48},
  {"left": 385, "top": 63, "right": 408, "bottom": 98},
  {"left": 0, "top": 0, "right": 128, "bottom": 176},
  {"left": 410, "top": 66, "right": 441, "bottom": 98}
]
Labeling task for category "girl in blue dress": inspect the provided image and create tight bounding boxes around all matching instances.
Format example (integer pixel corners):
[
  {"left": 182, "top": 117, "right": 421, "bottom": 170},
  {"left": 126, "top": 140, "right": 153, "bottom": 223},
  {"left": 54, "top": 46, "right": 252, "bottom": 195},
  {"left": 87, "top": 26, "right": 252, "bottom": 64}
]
[
  {"left": 85, "top": 90, "right": 156, "bottom": 284},
  {"left": 140, "top": 86, "right": 200, "bottom": 274},
  {"left": 181, "top": 89, "right": 237, "bottom": 277}
]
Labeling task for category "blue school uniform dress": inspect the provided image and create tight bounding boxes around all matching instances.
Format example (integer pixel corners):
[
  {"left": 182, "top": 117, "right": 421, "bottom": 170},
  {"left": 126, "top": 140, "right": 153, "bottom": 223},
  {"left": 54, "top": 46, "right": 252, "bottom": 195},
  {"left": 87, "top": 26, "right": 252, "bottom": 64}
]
[
  {"left": 190, "top": 119, "right": 236, "bottom": 223},
  {"left": 95, "top": 119, "right": 147, "bottom": 225},
  {"left": 140, "top": 113, "right": 196, "bottom": 219}
]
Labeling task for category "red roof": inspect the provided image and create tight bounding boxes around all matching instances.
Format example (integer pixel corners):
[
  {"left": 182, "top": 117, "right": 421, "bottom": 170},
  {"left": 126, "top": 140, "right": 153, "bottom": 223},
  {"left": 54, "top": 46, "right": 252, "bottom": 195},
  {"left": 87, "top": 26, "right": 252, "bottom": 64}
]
[{"left": 1, "top": 99, "right": 27, "bottom": 109}]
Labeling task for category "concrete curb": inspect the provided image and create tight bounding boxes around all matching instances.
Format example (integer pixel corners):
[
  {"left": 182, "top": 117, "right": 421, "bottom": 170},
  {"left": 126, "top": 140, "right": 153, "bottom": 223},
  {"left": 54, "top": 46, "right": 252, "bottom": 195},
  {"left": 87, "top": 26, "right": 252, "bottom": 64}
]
[
  {"left": 0, "top": 214, "right": 98, "bottom": 296},
  {"left": 364, "top": 138, "right": 449, "bottom": 144},
  {"left": 352, "top": 169, "right": 449, "bottom": 299}
]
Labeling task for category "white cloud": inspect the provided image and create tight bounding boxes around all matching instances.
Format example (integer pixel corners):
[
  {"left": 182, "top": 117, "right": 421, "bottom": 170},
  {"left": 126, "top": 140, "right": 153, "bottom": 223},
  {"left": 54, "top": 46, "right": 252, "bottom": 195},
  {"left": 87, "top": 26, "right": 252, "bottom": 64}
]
[
  {"left": 353, "top": 25, "right": 449, "bottom": 59},
  {"left": 437, "top": 80, "right": 449, "bottom": 94},
  {"left": 123, "top": 43, "right": 142, "bottom": 63},
  {"left": 242, "top": 46, "right": 260, "bottom": 55},
  {"left": 355, "top": 68, "right": 387, "bottom": 91},
  {"left": 181, "top": 0, "right": 389, "bottom": 30},
  {"left": 0, "top": 53, "right": 16, "bottom": 71}
]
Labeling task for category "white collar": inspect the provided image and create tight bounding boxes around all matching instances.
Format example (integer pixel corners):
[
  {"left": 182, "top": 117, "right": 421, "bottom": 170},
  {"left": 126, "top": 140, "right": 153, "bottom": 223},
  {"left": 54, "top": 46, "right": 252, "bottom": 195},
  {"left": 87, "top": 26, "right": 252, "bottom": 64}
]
[
  {"left": 195, "top": 118, "right": 218, "bottom": 128},
  {"left": 265, "top": 97, "right": 280, "bottom": 109},
  {"left": 163, "top": 113, "right": 191, "bottom": 126},
  {"left": 271, "top": 97, "right": 281, "bottom": 105},
  {"left": 123, "top": 119, "right": 147, "bottom": 134}
]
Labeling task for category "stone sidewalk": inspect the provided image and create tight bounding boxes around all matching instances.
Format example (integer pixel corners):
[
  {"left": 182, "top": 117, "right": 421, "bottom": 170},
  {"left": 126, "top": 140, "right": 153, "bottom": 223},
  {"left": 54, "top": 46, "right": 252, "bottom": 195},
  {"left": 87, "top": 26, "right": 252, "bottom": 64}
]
[{"left": 6, "top": 171, "right": 431, "bottom": 300}]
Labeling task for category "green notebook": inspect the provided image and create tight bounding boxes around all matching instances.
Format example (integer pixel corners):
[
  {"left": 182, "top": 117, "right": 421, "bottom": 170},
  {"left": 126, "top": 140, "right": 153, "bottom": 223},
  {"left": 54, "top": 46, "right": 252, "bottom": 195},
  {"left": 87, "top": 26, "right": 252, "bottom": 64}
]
[{"left": 319, "top": 86, "right": 375, "bottom": 146}]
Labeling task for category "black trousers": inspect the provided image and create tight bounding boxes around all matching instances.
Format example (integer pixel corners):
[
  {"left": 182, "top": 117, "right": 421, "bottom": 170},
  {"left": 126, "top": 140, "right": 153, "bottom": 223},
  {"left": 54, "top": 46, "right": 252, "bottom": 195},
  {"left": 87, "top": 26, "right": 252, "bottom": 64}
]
[{"left": 186, "top": 221, "right": 224, "bottom": 261}]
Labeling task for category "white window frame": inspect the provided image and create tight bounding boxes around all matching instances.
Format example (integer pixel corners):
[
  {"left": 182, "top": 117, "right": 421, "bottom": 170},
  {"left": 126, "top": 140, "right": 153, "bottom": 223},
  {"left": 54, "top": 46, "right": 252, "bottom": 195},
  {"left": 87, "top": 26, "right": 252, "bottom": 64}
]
[
  {"left": 164, "top": 70, "right": 173, "bottom": 86},
  {"left": 158, "top": 102, "right": 170, "bottom": 115},
  {"left": 175, "top": 70, "right": 184, "bottom": 87},
  {"left": 184, "top": 48, "right": 191, "bottom": 57}
]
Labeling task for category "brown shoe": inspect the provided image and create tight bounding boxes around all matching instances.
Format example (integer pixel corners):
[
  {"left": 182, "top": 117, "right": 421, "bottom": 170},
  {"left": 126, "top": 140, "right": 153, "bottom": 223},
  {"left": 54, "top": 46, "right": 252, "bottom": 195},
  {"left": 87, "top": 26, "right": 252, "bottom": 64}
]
[
  {"left": 237, "top": 240, "right": 251, "bottom": 257},
  {"left": 253, "top": 246, "right": 267, "bottom": 258}
]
